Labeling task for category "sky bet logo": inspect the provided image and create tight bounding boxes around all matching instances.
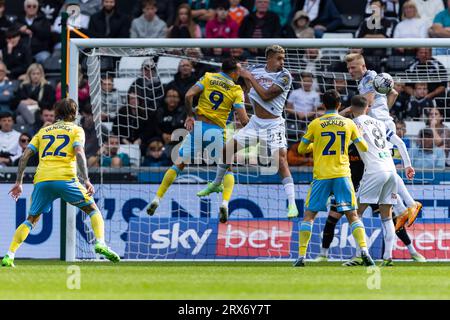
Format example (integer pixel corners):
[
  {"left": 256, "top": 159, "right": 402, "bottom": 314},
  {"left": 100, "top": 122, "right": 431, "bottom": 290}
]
[
  {"left": 125, "top": 218, "right": 216, "bottom": 259},
  {"left": 150, "top": 222, "right": 212, "bottom": 255}
]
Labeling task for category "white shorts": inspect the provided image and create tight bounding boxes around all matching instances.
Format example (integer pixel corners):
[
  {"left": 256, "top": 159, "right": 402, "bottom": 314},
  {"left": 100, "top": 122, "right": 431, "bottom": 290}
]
[
  {"left": 357, "top": 171, "right": 398, "bottom": 205},
  {"left": 233, "top": 115, "right": 287, "bottom": 151}
]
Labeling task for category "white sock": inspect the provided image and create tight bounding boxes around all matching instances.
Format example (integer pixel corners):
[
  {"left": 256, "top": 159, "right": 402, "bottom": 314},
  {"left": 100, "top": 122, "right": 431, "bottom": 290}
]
[
  {"left": 213, "top": 164, "right": 231, "bottom": 185},
  {"left": 96, "top": 239, "right": 106, "bottom": 245},
  {"left": 359, "top": 247, "right": 368, "bottom": 256},
  {"left": 282, "top": 177, "right": 296, "bottom": 206},
  {"left": 382, "top": 217, "right": 396, "bottom": 260},
  {"left": 153, "top": 196, "right": 160, "bottom": 203},
  {"left": 396, "top": 174, "right": 415, "bottom": 208},
  {"left": 407, "top": 244, "right": 417, "bottom": 255},
  {"left": 355, "top": 246, "right": 362, "bottom": 257},
  {"left": 393, "top": 194, "right": 407, "bottom": 215},
  {"left": 222, "top": 200, "right": 229, "bottom": 207},
  {"left": 7, "top": 251, "right": 15, "bottom": 259},
  {"left": 320, "top": 247, "right": 329, "bottom": 257}
]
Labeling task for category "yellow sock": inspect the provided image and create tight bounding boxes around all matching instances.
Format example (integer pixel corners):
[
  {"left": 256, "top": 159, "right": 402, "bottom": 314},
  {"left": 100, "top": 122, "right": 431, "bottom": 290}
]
[
  {"left": 299, "top": 221, "right": 313, "bottom": 257},
  {"left": 156, "top": 166, "right": 179, "bottom": 198},
  {"left": 223, "top": 172, "right": 235, "bottom": 202},
  {"left": 90, "top": 211, "right": 105, "bottom": 242},
  {"left": 351, "top": 220, "right": 367, "bottom": 249},
  {"left": 8, "top": 221, "right": 33, "bottom": 253}
]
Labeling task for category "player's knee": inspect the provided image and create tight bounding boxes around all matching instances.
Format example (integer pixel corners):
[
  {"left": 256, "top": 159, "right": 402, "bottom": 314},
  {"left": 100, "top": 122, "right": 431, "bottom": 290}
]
[
  {"left": 27, "top": 214, "right": 41, "bottom": 226},
  {"left": 80, "top": 203, "right": 98, "bottom": 215},
  {"left": 344, "top": 210, "right": 359, "bottom": 222},
  {"left": 176, "top": 163, "right": 185, "bottom": 172}
]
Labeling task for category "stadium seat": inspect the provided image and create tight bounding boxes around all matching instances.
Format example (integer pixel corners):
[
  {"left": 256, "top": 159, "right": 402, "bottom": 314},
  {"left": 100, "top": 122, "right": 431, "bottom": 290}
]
[
  {"left": 118, "top": 144, "right": 141, "bottom": 167},
  {"left": 385, "top": 55, "right": 416, "bottom": 72},
  {"left": 333, "top": 0, "right": 366, "bottom": 14},
  {"left": 340, "top": 14, "right": 363, "bottom": 28},
  {"left": 405, "top": 121, "right": 426, "bottom": 137},
  {"left": 321, "top": 33, "right": 354, "bottom": 58},
  {"left": 113, "top": 77, "right": 136, "bottom": 94},
  {"left": 433, "top": 55, "right": 450, "bottom": 70},
  {"left": 103, "top": 122, "right": 114, "bottom": 132},
  {"left": 118, "top": 57, "right": 150, "bottom": 78},
  {"left": 157, "top": 56, "right": 182, "bottom": 85}
]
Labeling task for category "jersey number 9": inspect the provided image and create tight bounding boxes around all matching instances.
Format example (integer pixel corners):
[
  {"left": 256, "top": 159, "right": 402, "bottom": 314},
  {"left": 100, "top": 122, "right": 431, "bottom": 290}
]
[{"left": 209, "top": 91, "right": 224, "bottom": 110}]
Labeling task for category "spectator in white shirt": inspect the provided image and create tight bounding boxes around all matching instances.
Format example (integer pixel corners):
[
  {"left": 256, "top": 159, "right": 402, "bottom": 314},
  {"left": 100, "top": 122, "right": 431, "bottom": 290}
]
[
  {"left": 286, "top": 72, "right": 321, "bottom": 121},
  {"left": 0, "top": 112, "right": 21, "bottom": 167},
  {"left": 414, "top": 0, "right": 445, "bottom": 28},
  {"left": 393, "top": 1, "right": 428, "bottom": 39}
]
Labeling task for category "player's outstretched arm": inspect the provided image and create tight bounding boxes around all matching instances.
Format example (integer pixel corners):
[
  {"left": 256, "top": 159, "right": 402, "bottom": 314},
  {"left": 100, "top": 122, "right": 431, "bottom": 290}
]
[
  {"left": 75, "top": 146, "right": 94, "bottom": 196},
  {"left": 388, "top": 133, "right": 415, "bottom": 180},
  {"left": 387, "top": 88, "right": 399, "bottom": 109},
  {"left": 9, "top": 147, "right": 34, "bottom": 201},
  {"left": 239, "top": 68, "right": 282, "bottom": 101}
]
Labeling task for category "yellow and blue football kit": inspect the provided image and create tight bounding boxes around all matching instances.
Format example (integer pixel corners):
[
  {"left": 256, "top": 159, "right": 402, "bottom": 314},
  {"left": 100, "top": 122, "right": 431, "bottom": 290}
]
[
  {"left": 27, "top": 121, "right": 93, "bottom": 215},
  {"left": 179, "top": 71, "right": 245, "bottom": 159},
  {"left": 298, "top": 111, "right": 368, "bottom": 213}
]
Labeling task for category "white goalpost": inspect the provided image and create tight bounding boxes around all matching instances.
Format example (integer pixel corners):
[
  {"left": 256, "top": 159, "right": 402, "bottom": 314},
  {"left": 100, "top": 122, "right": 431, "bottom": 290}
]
[{"left": 65, "top": 38, "right": 450, "bottom": 262}]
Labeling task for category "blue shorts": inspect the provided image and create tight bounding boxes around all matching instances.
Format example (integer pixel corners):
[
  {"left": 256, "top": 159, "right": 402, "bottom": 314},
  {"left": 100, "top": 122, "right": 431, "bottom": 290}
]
[
  {"left": 178, "top": 121, "right": 224, "bottom": 162},
  {"left": 305, "top": 177, "right": 357, "bottom": 213},
  {"left": 29, "top": 180, "right": 94, "bottom": 216}
]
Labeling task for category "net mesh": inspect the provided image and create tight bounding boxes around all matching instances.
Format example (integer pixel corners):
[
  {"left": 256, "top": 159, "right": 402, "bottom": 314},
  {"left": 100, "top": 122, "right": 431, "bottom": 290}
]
[{"left": 73, "top": 45, "right": 450, "bottom": 261}]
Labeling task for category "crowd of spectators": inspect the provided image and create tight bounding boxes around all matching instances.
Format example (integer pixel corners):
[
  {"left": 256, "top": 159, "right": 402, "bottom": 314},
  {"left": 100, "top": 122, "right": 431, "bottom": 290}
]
[{"left": 0, "top": 0, "right": 450, "bottom": 170}]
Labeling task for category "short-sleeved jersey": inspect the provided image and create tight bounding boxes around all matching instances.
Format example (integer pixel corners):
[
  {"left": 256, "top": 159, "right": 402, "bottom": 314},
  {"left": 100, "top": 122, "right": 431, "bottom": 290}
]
[
  {"left": 353, "top": 115, "right": 396, "bottom": 174},
  {"left": 195, "top": 72, "right": 245, "bottom": 128},
  {"left": 247, "top": 64, "right": 292, "bottom": 117},
  {"left": 302, "top": 111, "right": 365, "bottom": 180},
  {"left": 28, "top": 121, "right": 85, "bottom": 183},
  {"left": 358, "top": 70, "right": 392, "bottom": 121}
]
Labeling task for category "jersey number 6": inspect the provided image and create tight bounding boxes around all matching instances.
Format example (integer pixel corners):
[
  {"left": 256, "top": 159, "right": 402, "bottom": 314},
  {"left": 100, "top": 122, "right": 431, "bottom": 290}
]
[{"left": 42, "top": 134, "right": 70, "bottom": 158}]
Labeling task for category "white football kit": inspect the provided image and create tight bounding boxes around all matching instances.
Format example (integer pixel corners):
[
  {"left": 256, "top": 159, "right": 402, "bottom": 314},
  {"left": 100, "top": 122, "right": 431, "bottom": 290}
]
[
  {"left": 234, "top": 64, "right": 291, "bottom": 150},
  {"left": 358, "top": 70, "right": 396, "bottom": 132},
  {"left": 353, "top": 115, "right": 412, "bottom": 205}
]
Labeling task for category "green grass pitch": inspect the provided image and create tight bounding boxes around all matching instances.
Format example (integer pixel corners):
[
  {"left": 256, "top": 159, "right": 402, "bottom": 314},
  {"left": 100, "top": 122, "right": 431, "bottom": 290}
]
[{"left": 1, "top": 260, "right": 450, "bottom": 299}]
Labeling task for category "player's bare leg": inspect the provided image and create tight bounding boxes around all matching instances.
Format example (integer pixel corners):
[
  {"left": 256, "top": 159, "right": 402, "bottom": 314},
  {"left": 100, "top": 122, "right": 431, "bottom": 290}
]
[
  {"left": 379, "top": 204, "right": 395, "bottom": 266},
  {"left": 276, "top": 148, "right": 298, "bottom": 218},
  {"left": 294, "top": 210, "right": 317, "bottom": 267},
  {"left": 147, "top": 162, "right": 186, "bottom": 216},
  {"left": 2, "top": 214, "right": 41, "bottom": 267}
]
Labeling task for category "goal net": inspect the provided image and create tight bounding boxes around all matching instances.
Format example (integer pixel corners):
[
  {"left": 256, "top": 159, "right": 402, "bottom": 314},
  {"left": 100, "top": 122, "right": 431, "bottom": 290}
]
[{"left": 67, "top": 39, "right": 450, "bottom": 261}]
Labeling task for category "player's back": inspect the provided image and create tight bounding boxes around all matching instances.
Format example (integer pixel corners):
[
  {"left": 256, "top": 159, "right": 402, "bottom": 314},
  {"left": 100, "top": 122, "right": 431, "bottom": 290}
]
[
  {"left": 353, "top": 114, "right": 396, "bottom": 174},
  {"left": 196, "top": 72, "right": 244, "bottom": 128},
  {"left": 29, "top": 120, "right": 85, "bottom": 183},
  {"left": 304, "top": 112, "right": 361, "bottom": 180}
]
